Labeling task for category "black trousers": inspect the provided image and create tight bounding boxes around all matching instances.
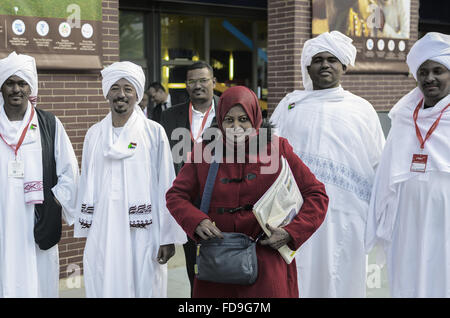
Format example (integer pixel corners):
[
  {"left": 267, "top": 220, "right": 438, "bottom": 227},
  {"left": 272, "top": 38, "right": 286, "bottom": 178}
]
[{"left": 182, "top": 236, "right": 197, "bottom": 297}]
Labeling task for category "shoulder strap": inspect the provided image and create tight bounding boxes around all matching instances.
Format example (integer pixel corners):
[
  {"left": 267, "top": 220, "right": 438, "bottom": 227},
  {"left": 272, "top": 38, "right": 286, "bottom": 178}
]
[{"left": 199, "top": 160, "right": 219, "bottom": 214}]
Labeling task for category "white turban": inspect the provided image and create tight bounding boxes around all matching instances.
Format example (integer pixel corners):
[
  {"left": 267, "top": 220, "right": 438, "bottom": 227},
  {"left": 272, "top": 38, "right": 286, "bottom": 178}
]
[
  {"left": 0, "top": 51, "right": 38, "bottom": 104},
  {"left": 301, "top": 31, "right": 357, "bottom": 90},
  {"left": 406, "top": 32, "right": 450, "bottom": 80},
  {"left": 101, "top": 61, "right": 146, "bottom": 103}
]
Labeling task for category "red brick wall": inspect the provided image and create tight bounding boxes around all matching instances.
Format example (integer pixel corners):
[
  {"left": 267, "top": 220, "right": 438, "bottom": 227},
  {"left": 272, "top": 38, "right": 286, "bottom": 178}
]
[
  {"left": 267, "top": 0, "right": 420, "bottom": 113},
  {"left": 36, "top": 0, "right": 120, "bottom": 279}
]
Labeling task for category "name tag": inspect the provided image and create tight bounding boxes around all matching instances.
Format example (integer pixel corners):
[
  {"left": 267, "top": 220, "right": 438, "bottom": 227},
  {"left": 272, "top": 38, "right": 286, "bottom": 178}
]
[
  {"left": 410, "top": 154, "right": 428, "bottom": 173},
  {"left": 8, "top": 160, "right": 24, "bottom": 178}
]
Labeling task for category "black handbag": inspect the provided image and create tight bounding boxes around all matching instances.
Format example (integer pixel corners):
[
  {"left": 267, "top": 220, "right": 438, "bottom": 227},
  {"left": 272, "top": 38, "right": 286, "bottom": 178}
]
[{"left": 195, "top": 160, "right": 259, "bottom": 285}]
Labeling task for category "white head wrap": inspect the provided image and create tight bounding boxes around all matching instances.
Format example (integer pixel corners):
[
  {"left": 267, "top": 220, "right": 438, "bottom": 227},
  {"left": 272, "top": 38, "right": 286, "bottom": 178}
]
[
  {"left": 101, "top": 61, "right": 146, "bottom": 103},
  {"left": 406, "top": 32, "right": 450, "bottom": 80},
  {"left": 0, "top": 51, "right": 38, "bottom": 105},
  {"left": 301, "top": 31, "right": 357, "bottom": 91}
]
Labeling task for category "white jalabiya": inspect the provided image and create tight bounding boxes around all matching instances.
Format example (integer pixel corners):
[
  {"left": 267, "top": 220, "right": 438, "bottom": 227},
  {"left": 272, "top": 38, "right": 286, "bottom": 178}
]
[
  {"left": 0, "top": 52, "right": 43, "bottom": 204},
  {"left": 0, "top": 51, "right": 79, "bottom": 298},
  {"left": 77, "top": 106, "right": 153, "bottom": 228},
  {"left": 366, "top": 89, "right": 450, "bottom": 297},
  {"left": 366, "top": 31, "right": 450, "bottom": 297},
  {"left": 0, "top": 105, "right": 79, "bottom": 297},
  {"left": 271, "top": 86, "right": 385, "bottom": 297},
  {"left": 74, "top": 106, "right": 186, "bottom": 297}
]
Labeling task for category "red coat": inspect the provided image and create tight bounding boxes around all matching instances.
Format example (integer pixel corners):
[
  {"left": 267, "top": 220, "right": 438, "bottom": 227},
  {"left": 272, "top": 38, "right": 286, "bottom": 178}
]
[{"left": 166, "top": 137, "right": 328, "bottom": 298}]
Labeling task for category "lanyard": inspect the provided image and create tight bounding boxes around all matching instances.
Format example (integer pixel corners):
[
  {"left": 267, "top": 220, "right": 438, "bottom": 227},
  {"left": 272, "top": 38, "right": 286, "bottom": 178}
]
[
  {"left": 0, "top": 106, "right": 35, "bottom": 158},
  {"left": 189, "top": 102, "right": 213, "bottom": 143},
  {"left": 413, "top": 99, "right": 450, "bottom": 150}
]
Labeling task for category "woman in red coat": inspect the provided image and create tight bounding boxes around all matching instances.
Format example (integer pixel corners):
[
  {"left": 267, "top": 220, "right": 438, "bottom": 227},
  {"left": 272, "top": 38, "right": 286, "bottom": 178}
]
[{"left": 166, "top": 86, "right": 328, "bottom": 297}]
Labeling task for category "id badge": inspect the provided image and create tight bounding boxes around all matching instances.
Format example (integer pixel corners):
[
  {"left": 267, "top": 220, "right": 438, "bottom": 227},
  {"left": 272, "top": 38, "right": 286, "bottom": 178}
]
[
  {"left": 8, "top": 160, "right": 24, "bottom": 178},
  {"left": 410, "top": 154, "right": 428, "bottom": 173}
]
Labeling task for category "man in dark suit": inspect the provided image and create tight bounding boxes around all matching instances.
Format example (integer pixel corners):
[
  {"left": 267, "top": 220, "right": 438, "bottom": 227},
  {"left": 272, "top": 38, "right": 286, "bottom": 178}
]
[
  {"left": 160, "top": 61, "right": 219, "bottom": 296},
  {"left": 138, "top": 91, "right": 150, "bottom": 118},
  {"left": 148, "top": 82, "right": 172, "bottom": 123}
]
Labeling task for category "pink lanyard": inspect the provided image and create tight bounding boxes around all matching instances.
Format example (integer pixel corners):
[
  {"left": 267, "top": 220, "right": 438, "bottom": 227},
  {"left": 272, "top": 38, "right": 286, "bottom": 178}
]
[
  {"left": 189, "top": 102, "right": 213, "bottom": 143},
  {"left": 0, "top": 106, "right": 35, "bottom": 158}
]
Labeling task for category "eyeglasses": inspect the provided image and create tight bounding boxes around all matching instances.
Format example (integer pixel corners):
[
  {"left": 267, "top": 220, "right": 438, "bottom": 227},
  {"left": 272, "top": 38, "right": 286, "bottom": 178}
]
[{"left": 186, "top": 78, "right": 212, "bottom": 87}]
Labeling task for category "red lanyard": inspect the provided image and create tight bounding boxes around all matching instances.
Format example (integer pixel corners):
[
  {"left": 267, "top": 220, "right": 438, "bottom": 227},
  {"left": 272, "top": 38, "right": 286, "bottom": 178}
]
[
  {"left": 413, "top": 99, "right": 450, "bottom": 150},
  {"left": 0, "top": 106, "right": 35, "bottom": 158},
  {"left": 188, "top": 102, "right": 213, "bottom": 143}
]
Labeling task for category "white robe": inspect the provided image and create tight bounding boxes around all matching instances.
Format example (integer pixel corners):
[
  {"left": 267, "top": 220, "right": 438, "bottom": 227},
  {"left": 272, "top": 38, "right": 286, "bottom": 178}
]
[
  {"left": 387, "top": 172, "right": 450, "bottom": 297},
  {"left": 74, "top": 109, "right": 186, "bottom": 298},
  {"left": 271, "top": 86, "right": 385, "bottom": 297},
  {"left": 366, "top": 91, "right": 450, "bottom": 297},
  {"left": 0, "top": 115, "right": 79, "bottom": 298}
]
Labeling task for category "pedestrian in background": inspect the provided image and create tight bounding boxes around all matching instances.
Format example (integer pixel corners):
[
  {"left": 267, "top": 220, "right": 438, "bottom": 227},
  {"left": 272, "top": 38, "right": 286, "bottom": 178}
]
[
  {"left": 160, "top": 61, "right": 220, "bottom": 295},
  {"left": 148, "top": 82, "right": 171, "bottom": 123}
]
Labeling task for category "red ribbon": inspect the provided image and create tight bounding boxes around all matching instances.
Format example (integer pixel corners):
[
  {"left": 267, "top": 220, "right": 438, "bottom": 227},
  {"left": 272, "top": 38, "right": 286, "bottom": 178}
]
[
  {"left": 413, "top": 99, "right": 450, "bottom": 150},
  {"left": 0, "top": 106, "right": 35, "bottom": 158}
]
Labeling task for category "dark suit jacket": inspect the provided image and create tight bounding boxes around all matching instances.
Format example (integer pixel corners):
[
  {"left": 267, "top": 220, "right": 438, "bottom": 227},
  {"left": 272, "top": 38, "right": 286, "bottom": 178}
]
[
  {"left": 160, "top": 95, "right": 220, "bottom": 175},
  {"left": 147, "top": 92, "right": 188, "bottom": 121},
  {"left": 149, "top": 102, "right": 165, "bottom": 123}
]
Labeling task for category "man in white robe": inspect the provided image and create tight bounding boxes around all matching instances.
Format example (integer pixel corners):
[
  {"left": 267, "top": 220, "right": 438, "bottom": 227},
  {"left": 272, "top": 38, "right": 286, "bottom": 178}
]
[
  {"left": 74, "top": 61, "right": 186, "bottom": 298},
  {"left": 366, "top": 32, "right": 450, "bottom": 297},
  {"left": 0, "top": 52, "right": 79, "bottom": 297},
  {"left": 271, "top": 31, "right": 385, "bottom": 297}
]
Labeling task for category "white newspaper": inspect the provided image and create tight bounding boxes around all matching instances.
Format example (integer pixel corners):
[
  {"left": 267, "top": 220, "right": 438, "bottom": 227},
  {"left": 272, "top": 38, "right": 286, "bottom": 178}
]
[{"left": 253, "top": 156, "right": 303, "bottom": 264}]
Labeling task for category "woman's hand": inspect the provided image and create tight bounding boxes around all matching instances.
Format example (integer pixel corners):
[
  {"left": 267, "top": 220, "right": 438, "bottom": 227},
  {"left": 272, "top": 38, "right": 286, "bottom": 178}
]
[
  {"left": 157, "top": 244, "right": 175, "bottom": 264},
  {"left": 259, "top": 224, "right": 292, "bottom": 250},
  {"left": 195, "top": 219, "right": 224, "bottom": 240}
]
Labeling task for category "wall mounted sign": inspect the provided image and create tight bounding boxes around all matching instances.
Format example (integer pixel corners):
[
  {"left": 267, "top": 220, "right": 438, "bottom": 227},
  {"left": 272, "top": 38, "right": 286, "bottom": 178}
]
[
  {"left": 312, "top": 0, "right": 411, "bottom": 73},
  {"left": 0, "top": 0, "right": 103, "bottom": 70}
]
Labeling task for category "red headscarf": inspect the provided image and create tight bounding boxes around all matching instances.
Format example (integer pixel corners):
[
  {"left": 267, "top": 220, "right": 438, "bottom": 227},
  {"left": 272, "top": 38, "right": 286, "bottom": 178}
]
[{"left": 217, "top": 86, "right": 263, "bottom": 135}]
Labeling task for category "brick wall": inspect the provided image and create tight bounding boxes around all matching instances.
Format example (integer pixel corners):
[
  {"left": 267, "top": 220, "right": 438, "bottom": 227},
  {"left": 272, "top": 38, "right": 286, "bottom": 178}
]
[
  {"left": 267, "top": 0, "right": 420, "bottom": 113},
  {"left": 36, "top": 0, "right": 120, "bottom": 279}
]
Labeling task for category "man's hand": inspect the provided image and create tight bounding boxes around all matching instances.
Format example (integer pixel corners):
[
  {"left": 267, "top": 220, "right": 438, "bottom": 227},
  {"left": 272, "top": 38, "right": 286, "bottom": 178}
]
[
  {"left": 157, "top": 244, "right": 175, "bottom": 264},
  {"left": 259, "top": 224, "right": 292, "bottom": 250},
  {"left": 195, "top": 219, "right": 224, "bottom": 240}
]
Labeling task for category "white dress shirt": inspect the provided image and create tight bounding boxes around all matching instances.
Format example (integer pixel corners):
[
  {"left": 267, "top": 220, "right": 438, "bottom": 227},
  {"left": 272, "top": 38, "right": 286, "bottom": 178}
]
[{"left": 190, "top": 99, "right": 215, "bottom": 143}]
